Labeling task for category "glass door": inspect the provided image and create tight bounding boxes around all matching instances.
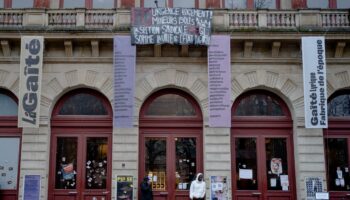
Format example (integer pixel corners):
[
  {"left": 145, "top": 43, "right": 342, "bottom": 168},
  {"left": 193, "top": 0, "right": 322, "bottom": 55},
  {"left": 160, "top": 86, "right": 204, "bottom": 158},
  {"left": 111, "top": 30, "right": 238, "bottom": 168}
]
[
  {"left": 140, "top": 133, "right": 201, "bottom": 200},
  {"left": 232, "top": 133, "right": 294, "bottom": 200},
  {"left": 50, "top": 135, "right": 111, "bottom": 200}
]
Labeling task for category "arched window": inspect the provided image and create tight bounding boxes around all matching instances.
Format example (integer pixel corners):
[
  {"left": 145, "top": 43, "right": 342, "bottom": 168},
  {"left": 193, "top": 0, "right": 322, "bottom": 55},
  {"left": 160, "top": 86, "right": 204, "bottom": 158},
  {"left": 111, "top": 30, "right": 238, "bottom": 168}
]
[
  {"left": 0, "top": 91, "right": 17, "bottom": 116},
  {"left": 328, "top": 91, "right": 350, "bottom": 117}
]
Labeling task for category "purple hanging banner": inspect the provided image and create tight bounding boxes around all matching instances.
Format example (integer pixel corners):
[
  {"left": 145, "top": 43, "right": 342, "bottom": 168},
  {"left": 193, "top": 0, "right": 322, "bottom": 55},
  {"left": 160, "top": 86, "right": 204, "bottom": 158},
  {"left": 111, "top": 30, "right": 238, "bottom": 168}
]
[
  {"left": 208, "top": 35, "right": 231, "bottom": 127},
  {"left": 113, "top": 36, "right": 136, "bottom": 128}
]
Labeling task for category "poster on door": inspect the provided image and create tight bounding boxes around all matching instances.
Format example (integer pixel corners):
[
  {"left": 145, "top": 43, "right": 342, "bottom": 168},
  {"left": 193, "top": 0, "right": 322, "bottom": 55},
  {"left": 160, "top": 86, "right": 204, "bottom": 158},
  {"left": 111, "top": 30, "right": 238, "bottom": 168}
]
[
  {"left": 116, "top": 176, "right": 133, "bottom": 200},
  {"left": 210, "top": 176, "right": 228, "bottom": 200},
  {"left": 305, "top": 177, "right": 323, "bottom": 200}
]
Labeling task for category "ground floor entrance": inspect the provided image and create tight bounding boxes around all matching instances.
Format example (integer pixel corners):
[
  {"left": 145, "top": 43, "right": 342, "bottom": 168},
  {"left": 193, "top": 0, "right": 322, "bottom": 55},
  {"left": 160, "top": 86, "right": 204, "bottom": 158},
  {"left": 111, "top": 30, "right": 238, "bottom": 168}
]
[
  {"left": 232, "top": 129, "right": 295, "bottom": 200},
  {"left": 139, "top": 130, "right": 203, "bottom": 200}
]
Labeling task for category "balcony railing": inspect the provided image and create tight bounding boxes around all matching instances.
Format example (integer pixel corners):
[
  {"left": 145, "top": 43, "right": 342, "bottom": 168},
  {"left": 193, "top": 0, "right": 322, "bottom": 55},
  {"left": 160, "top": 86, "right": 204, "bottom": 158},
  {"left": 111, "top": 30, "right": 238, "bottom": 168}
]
[{"left": 0, "top": 9, "right": 348, "bottom": 31}]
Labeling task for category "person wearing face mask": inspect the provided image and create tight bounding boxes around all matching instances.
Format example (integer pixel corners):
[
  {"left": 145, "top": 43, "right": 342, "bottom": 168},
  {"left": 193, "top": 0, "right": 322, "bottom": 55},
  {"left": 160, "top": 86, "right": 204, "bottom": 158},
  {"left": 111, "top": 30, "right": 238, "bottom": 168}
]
[{"left": 189, "top": 173, "right": 206, "bottom": 200}]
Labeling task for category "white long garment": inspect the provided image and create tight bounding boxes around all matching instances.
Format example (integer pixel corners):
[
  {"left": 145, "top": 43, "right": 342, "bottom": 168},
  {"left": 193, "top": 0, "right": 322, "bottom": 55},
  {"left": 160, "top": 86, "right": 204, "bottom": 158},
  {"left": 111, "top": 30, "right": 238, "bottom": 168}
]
[{"left": 189, "top": 173, "right": 206, "bottom": 199}]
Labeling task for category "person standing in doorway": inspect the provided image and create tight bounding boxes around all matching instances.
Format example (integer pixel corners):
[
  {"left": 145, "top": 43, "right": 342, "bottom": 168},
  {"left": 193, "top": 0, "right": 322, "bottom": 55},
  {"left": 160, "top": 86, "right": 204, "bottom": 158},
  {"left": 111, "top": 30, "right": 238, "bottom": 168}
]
[
  {"left": 190, "top": 173, "right": 206, "bottom": 200},
  {"left": 140, "top": 176, "right": 153, "bottom": 200}
]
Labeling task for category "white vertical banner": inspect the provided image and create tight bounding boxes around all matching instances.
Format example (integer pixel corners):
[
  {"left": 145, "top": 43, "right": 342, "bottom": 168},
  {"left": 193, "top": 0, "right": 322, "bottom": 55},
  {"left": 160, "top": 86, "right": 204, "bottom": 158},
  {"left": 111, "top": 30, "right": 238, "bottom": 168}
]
[
  {"left": 18, "top": 36, "right": 44, "bottom": 128},
  {"left": 302, "top": 37, "right": 327, "bottom": 128}
]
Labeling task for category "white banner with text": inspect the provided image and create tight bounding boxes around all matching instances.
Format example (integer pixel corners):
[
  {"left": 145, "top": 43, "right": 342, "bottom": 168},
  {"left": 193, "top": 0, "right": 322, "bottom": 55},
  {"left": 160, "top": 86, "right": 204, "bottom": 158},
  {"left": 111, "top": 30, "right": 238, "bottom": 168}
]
[{"left": 302, "top": 37, "right": 327, "bottom": 128}]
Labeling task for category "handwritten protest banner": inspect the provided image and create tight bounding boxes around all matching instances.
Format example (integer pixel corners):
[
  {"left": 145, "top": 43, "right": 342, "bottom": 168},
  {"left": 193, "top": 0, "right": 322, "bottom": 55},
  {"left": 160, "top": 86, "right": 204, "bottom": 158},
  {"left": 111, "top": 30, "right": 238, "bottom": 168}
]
[{"left": 131, "top": 8, "right": 213, "bottom": 45}]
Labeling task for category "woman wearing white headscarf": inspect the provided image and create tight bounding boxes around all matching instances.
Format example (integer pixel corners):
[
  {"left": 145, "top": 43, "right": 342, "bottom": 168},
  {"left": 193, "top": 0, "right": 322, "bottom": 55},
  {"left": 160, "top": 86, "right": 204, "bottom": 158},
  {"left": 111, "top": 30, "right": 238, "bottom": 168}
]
[{"left": 189, "top": 173, "right": 206, "bottom": 200}]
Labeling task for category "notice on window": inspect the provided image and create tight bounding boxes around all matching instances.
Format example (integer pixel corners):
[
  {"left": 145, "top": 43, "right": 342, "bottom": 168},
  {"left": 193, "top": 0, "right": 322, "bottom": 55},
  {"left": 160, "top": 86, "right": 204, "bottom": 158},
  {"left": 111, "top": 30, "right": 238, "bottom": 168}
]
[
  {"left": 302, "top": 37, "right": 328, "bottom": 128},
  {"left": 208, "top": 35, "right": 231, "bottom": 127},
  {"left": 23, "top": 175, "right": 41, "bottom": 200},
  {"left": 239, "top": 169, "right": 253, "bottom": 179}
]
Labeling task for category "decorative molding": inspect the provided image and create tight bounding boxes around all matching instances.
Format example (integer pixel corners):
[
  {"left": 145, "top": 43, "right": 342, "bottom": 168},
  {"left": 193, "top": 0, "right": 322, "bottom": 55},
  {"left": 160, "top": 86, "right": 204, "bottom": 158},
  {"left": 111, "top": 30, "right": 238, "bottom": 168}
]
[
  {"left": 265, "top": 71, "right": 279, "bottom": 88},
  {"left": 91, "top": 40, "right": 99, "bottom": 57},
  {"left": 0, "top": 69, "right": 9, "bottom": 85},
  {"left": 1, "top": 40, "right": 11, "bottom": 57},
  {"left": 271, "top": 41, "right": 281, "bottom": 58},
  {"left": 334, "top": 42, "right": 346, "bottom": 58},
  {"left": 281, "top": 79, "right": 297, "bottom": 96},
  {"left": 175, "top": 70, "right": 188, "bottom": 87},
  {"left": 231, "top": 79, "right": 244, "bottom": 97},
  {"left": 326, "top": 81, "right": 335, "bottom": 97},
  {"left": 244, "top": 71, "right": 258, "bottom": 87},
  {"left": 154, "top": 45, "right": 161, "bottom": 57},
  {"left": 101, "top": 78, "right": 113, "bottom": 94},
  {"left": 85, "top": 70, "right": 98, "bottom": 86},
  {"left": 64, "top": 40, "right": 73, "bottom": 57},
  {"left": 335, "top": 71, "right": 350, "bottom": 88},
  {"left": 48, "top": 78, "right": 63, "bottom": 94},
  {"left": 65, "top": 70, "right": 78, "bottom": 87},
  {"left": 244, "top": 41, "right": 253, "bottom": 58},
  {"left": 190, "top": 79, "right": 206, "bottom": 98},
  {"left": 180, "top": 45, "right": 189, "bottom": 57}
]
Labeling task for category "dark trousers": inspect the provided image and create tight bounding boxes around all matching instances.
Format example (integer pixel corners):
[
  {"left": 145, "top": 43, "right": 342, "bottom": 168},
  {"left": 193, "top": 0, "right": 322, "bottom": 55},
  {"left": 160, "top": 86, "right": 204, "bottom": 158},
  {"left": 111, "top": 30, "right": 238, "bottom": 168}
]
[{"left": 193, "top": 198, "right": 204, "bottom": 200}]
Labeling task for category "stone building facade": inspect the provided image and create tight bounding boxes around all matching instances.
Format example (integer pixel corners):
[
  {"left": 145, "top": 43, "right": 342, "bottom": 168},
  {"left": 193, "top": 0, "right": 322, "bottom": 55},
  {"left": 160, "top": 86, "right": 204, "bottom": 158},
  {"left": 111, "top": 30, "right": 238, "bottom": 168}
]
[{"left": 0, "top": 1, "right": 350, "bottom": 200}]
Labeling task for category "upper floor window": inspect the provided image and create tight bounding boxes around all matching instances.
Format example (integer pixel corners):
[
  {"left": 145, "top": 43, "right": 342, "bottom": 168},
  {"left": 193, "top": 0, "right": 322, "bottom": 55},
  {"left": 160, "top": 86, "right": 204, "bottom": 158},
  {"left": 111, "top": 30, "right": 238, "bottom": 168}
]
[
  {"left": 12, "top": 0, "right": 34, "bottom": 8},
  {"left": 307, "top": 0, "right": 328, "bottom": 8},
  {"left": 337, "top": 0, "right": 350, "bottom": 8},
  {"left": 61, "top": 0, "right": 85, "bottom": 8},
  {"left": 142, "top": 0, "right": 198, "bottom": 8},
  {"left": 0, "top": 91, "right": 17, "bottom": 116},
  {"left": 58, "top": 93, "right": 108, "bottom": 115},
  {"left": 92, "top": 0, "right": 114, "bottom": 8},
  {"left": 225, "top": 0, "right": 279, "bottom": 9},
  {"left": 328, "top": 91, "right": 350, "bottom": 117}
]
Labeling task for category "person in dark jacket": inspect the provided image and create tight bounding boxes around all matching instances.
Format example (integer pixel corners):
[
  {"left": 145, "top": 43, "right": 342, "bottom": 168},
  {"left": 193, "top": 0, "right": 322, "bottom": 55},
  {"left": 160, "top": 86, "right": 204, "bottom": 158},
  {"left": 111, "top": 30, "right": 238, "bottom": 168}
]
[{"left": 140, "top": 176, "right": 153, "bottom": 200}]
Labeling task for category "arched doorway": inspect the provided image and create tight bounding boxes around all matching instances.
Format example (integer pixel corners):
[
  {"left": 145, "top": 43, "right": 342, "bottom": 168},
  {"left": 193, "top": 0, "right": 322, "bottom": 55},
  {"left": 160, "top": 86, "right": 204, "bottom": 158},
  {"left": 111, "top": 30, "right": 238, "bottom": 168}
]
[
  {"left": 231, "top": 90, "right": 295, "bottom": 200},
  {"left": 0, "top": 89, "right": 21, "bottom": 200},
  {"left": 48, "top": 88, "right": 112, "bottom": 200},
  {"left": 139, "top": 89, "right": 203, "bottom": 200},
  {"left": 324, "top": 89, "right": 350, "bottom": 199}
]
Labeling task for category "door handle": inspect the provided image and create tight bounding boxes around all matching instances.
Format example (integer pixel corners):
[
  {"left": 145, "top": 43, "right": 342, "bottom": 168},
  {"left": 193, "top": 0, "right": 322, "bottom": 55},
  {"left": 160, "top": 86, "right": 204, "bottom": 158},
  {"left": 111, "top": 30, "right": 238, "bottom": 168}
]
[
  {"left": 102, "top": 191, "right": 109, "bottom": 194},
  {"left": 160, "top": 192, "right": 168, "bottom": 195},
  {"left": 252, "top": 192, "right": 262, "bottom": 196},
  {"left": 68, "top": 191, "right": 78, "bottom": 194}
]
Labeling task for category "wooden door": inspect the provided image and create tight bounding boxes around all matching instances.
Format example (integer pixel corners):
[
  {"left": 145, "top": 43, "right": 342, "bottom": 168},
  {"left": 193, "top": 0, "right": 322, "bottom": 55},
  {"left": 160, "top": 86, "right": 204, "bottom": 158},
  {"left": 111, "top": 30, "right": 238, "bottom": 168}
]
[
  {"left": 49, "top": 133, "right": 111, "bottom": 200},
  {"left": 139, "top": 131, "right": 202, "bottom": 200},
  {"left": 232, "top": 130, "right": 295, "bottom": 200}
]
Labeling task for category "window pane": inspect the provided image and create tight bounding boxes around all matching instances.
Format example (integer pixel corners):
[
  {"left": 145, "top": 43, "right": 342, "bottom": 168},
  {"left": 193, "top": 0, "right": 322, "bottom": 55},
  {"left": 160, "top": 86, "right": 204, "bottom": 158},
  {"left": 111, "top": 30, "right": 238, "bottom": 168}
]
[
  {"left": 86, "top": 137, "right": 108, "bottom": 189},
  {"left": 254, "top": 0, "right": 276, "bottom": 9},
  {"left": 234, "top": 94, "right": 284, "bottom": 116},
  {"left": 173, "top": 0, "right": 195, "bottom": 8},
  {"left": 307, "top": 0, "right": 328, "bottom": 8},
  {"left": 0, "top": 0, "right": 4, "bottom": 8},
  {"left": 328, "top": 94, "right": 350, "bottom": 117},
  {"left": 55, "top": 138, "right": 77, "bottom": 189},
  {"left": 145, "top": 94, "right": 196, "bottom": 116},
  {"left": 225, "top": 0, "right": 247, "bottom": 9},
  {"left": 63, "top": 0, "right": 85, "bottom": 8},
  {"left": 58, "top": 93, "right": 108, "bottom": 115},
  {"left": 144, "top": 0, "right": 166, "bottom": 8},
  {"left": 337, "top": 0, "right": 350, "bottom": 8},
  {"left": 93, "top": 0, "right": 114, "bottom": 8},
  {"left": 145, "top": 138, "right": 166, "bottom": 191},
  {"left": 175, "top": 138, "right": 196, "bottom": 190},
  {"left": 12, "top": 0, "right": 33, "bottom": 8},
  {"left": 0, "top": 93, "right": 17, "bottom": 116},
  {"left": 236, "top": 138, "right": 258, "bottom": 190},
  {"left": 266, "top": 138, "right": 288, "bottom": 191},
  {"left": 325, "top": 138, "right": 350, "bottom": 191},
  {"left": 0, "top": 138, "right": 20, "bottom": 190}
]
